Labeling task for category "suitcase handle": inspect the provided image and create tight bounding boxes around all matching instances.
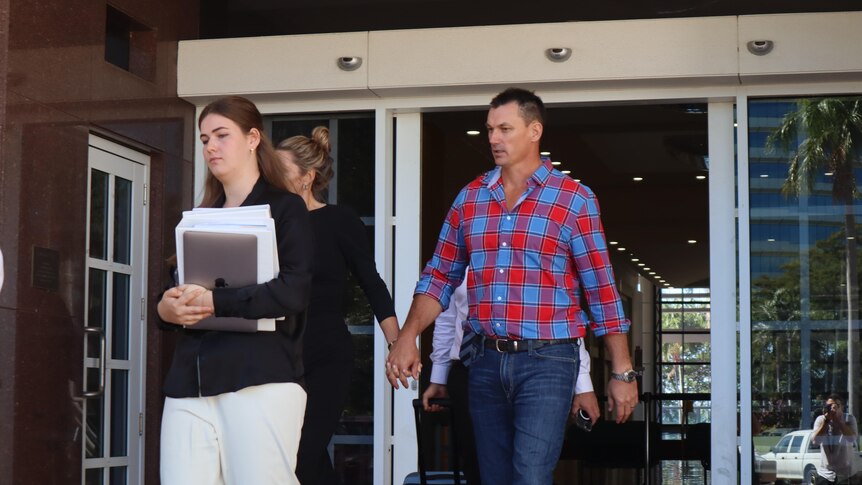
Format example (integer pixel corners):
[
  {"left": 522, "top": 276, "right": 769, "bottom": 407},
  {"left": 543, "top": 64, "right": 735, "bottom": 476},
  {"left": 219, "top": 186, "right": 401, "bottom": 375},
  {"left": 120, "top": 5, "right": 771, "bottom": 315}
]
[
  {"left": 411, "top": 398, "right": 462, "bottom": 485},
  {"left": 412, "top": 397, "right": 454, "bottom": 410}
]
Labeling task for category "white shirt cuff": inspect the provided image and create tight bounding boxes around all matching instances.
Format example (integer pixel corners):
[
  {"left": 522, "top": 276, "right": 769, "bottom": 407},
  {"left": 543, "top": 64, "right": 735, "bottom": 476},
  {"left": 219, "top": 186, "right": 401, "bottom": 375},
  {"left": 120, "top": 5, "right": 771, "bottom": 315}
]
[{"left": 430, "top": 360, "right": 452, "bottom": 385}]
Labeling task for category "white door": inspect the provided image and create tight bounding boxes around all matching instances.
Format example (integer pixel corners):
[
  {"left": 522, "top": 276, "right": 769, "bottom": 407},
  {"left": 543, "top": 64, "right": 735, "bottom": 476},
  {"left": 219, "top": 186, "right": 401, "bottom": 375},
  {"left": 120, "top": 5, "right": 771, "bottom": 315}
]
[{"left": 82, "top": 136, "right": 149, "bottom": 485}]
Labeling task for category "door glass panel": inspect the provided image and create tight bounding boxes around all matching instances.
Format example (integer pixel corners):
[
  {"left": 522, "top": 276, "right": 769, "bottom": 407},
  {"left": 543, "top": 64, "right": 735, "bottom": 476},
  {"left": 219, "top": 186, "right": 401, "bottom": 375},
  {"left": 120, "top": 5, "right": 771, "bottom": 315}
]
[
  {"left": 112, "top": 273, "right": 130, "bottom": 360},
  {"left": 113, "top": 176, "right": 132, "bottom": 265},
  {"left": 90, "top": 169, "right": 109, "bottom": 260},
  {"left": 85, "top": 387, "right": 105, "bottom": 458},
  {"left": 749, "top": 96, "right": 862, "bottom": 484},
  {"left": 88, "top": 269, "right": 107, "bottom": 362},
  {"left": 111, "top": 370, "right": 129, "bottom": 457},
  {"left": 109, "top": 467, "right": 127, "bottom": 485},
  {"left": 85, "top": 468, "right": 104, "bottom": 485},
  {"left": 335, "top": 118, "right": 375, "bottom": 216},
  {"left": 268, "top": 113, "right": 376, "bottom": 484}
]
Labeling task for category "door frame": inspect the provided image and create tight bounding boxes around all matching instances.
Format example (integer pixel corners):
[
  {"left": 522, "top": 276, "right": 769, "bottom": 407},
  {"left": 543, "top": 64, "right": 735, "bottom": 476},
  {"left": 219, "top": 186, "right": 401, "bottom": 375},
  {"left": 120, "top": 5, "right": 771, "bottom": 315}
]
[{"left": 83, "top": 135, "right": 149, "bottom": 485}]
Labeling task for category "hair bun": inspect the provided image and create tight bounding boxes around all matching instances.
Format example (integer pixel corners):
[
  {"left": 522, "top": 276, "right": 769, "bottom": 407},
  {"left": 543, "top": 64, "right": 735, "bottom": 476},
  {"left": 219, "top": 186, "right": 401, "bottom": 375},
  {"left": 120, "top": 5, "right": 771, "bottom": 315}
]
[{"left": 311, "top": 126, "right": 331, "bottom": 155}]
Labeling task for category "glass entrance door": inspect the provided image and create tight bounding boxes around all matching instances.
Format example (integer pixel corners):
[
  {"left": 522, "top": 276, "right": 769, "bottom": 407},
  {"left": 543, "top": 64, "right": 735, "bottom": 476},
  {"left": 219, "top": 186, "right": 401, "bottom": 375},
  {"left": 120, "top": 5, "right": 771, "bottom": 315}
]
[
  {"left": 746, "top": 95, "right": 862, "bottom": 485},
  {"left": 266, "top": 113, "right": 380, "bottom": 484},
  {"left": 82, "top": 136, "right": 148, "bottom": 485}
]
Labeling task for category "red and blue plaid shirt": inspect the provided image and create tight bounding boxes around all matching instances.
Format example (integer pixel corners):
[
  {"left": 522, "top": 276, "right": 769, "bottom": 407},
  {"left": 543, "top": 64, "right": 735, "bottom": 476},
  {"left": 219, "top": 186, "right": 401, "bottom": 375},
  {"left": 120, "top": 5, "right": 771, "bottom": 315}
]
[{"left": 415, "top": 160, "right": 630, "bottom": 340}]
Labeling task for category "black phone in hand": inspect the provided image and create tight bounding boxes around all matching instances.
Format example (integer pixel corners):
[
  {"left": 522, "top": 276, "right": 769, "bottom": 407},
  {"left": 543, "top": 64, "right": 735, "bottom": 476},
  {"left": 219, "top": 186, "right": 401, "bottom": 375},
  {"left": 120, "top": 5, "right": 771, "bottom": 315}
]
[{"left": 574, "top": 409, "right": 593, "bottom": 432}]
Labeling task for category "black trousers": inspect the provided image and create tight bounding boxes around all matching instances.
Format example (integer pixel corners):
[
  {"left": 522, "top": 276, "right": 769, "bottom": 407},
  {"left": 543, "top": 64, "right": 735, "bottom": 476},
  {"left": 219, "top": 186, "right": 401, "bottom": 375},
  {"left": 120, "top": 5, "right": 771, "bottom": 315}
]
[
  {"left": 296, "top": 350, "right": 353, "bottom": 485},
  {"left": 447, "top": 360, "right": 482, "bottom": 485}
]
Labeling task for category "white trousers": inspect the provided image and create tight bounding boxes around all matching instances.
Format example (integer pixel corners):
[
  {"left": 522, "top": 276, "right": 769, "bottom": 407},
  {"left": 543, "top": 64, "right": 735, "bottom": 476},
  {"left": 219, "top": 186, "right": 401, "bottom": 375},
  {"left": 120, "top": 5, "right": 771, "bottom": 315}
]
[{"left": 160, "top": 382, "right": 306, "bottom": 485}]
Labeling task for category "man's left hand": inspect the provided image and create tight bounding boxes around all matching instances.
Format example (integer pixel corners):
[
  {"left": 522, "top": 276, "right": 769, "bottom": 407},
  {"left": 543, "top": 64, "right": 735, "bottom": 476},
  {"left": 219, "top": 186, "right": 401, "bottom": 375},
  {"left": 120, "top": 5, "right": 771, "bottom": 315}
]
[{"left": 607, "top": 380, "right": 638, "bottom": 423}]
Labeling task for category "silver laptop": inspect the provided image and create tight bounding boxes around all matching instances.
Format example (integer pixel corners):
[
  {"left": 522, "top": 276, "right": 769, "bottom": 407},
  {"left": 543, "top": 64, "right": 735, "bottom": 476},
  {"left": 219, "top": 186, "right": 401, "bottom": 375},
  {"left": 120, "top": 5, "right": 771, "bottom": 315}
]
[{"left": 182, "top": 231, "right": 260, "bottom": 332}]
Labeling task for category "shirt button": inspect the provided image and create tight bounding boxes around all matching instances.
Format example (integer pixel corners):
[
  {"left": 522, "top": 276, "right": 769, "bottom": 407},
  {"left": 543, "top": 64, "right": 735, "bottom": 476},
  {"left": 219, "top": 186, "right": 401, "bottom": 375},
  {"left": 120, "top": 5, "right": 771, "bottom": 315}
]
[
  {"left": 506, "top": 216, "right": 511, "bottom": 221},
  {"left": 497, "top": 296, "right": 502, "bottom": 301},
  {"left": 502, "top": 242, "right": 508, "bottom": 247},
  {"left": 495, "top": 323, "right": 501, "bottom": 327},
  {"left": 499, "top": 269, "right": 504, "bottom": 273}
]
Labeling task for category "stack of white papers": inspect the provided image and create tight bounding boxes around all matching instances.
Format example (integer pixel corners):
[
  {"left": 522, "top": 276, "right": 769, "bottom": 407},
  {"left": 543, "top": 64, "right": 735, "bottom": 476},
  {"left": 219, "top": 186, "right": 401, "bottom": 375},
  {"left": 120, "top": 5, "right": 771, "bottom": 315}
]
[{"left": 176, "top": 204, "right": 280, "bottom": 332}]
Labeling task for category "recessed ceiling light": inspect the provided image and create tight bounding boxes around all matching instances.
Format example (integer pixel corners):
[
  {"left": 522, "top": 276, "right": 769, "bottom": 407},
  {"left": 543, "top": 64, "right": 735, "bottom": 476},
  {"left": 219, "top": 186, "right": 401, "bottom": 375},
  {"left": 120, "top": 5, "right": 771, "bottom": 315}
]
[
  {"left": 825, "top": 172, "right": 834, "bottom": 176},
  {"left": 687, "top": 240, "right": 697, "bottom": 244},
  {"left": 540, "top": 151, "right": 551, "bottom": 156},
  {"left": 633, "top": 177, "right": 644, "bottom": 182},
  {"left": 609, "top": 241, "right": 618, "bottom": 245},
  {"left": 561, "top": 170, "right": 571, "bottom": 174},
  {"left": 696, "top": 175, "right": 706, "bottom": 180},
  {"left": 760, "top": 174, "right": 769, "bottom": 178},
  {"left": 767, "top": 238, "right": 776, "bottom": 242},
  {"left": 664, "top": 284, "right": 672, "bottom": 287},
  {"left": 644, "top": 267, "right": 651, "bottom": 271},
  {"left": 848, "top": 236, "right": 856, "bottom": 240},
  {"left": 631, "top": 258, "right": 639, "bottom": 262},
  {"left": 551, "top": 161, "right": 561, "bottom": 166},
  {"left": 573, "top": 179, "right": 581, "bottom": 183},
  {"left": 637, "top": 263, "right": 645, "bottom": 267},
  {"left": 649, "top": 271, "right": 656, "bottom": 275},
  {"left": 466, "top": 130, "right": 480, "bottom": 136}
]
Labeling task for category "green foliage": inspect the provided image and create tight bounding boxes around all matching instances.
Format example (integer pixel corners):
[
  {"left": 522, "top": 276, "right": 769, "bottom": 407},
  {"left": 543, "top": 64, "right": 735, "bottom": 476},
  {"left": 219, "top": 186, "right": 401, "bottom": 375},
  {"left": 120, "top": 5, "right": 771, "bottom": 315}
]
[{"left": 766, "top": 97, "right": 862, "bottom": 202}]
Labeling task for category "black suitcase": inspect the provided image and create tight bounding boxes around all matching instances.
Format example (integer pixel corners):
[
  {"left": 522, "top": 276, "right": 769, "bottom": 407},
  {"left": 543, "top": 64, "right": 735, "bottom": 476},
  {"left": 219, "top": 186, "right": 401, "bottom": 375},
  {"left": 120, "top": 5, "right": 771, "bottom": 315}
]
[{"left": 403, "top": 398, "right": 465, "bottom": 485}]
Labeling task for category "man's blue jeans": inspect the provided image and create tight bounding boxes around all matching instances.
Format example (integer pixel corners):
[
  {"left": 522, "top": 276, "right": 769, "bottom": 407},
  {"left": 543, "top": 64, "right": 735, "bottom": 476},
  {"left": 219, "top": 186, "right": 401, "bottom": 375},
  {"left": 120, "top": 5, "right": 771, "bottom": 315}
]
[{"left": 467, "top": 339, "right": 579, "bottom": 485}]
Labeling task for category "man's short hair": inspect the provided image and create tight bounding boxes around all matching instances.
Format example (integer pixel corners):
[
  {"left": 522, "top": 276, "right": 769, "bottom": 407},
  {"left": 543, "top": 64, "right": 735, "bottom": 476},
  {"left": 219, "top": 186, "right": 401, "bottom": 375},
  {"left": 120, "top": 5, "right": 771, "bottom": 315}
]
[{"left": 490, "top": 88, "right": 546, "bottom": 125}]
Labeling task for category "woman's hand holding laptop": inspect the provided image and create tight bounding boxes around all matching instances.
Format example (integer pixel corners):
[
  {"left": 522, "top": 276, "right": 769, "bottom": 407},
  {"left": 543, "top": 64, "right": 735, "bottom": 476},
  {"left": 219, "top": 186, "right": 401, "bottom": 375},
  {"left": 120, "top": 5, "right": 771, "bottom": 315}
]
[{"left": 157, "top": 284, "right": 214, "bottom": 326}]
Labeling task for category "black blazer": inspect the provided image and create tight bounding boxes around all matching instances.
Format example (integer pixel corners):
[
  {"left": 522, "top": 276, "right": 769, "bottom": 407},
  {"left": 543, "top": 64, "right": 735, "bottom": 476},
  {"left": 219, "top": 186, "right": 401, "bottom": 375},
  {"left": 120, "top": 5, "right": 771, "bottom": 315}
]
[{"left": 162, "top": 177, "right": 313, "bottom": 398}]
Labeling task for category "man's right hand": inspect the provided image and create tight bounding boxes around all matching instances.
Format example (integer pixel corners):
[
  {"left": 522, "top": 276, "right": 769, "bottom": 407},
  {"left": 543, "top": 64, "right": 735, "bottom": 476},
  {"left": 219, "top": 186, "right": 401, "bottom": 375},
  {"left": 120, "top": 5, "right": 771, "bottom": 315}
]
[
  {"left": 386, "top": 331, "right": 421, "bottom": 389},
  {"left": 422, "top": 383, "right": 449, "bottom": 412}
]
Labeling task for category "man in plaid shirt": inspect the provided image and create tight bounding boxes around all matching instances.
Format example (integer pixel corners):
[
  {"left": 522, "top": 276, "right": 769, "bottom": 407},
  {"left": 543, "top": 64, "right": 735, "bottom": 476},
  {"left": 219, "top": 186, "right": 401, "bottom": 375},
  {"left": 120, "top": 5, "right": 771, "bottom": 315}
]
[{"left": 387, "top": 87, "right": 638, "bottom": 484}]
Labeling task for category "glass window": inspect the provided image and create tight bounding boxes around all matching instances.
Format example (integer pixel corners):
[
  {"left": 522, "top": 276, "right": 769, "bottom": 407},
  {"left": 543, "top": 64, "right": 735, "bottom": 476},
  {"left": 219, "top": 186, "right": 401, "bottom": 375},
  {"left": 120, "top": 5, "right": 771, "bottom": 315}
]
[
  {"left": 267, "top": 112, "right": 377, "bottom": 485},
  {"left": 89, "top": 169, "right": 109, "bottom": 260},
  {"left": 659, "top": 288, "right": 712, "bottom": 424},
  {"left": 789, "top": 434, "right": 803, "bottom": 453},
  {"left": 775, "top": 434, "right": 792, "bottom": 453},
  {"left": 749, "top": 96, "right": 862, "bottom": 484}
]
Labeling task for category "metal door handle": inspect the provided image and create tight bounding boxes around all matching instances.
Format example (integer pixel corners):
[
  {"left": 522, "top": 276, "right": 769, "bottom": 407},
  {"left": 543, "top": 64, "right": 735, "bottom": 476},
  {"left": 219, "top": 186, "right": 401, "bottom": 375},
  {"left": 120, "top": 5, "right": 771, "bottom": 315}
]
[{"left": 83, "top": 327, "right": 106, "bottom": 398}]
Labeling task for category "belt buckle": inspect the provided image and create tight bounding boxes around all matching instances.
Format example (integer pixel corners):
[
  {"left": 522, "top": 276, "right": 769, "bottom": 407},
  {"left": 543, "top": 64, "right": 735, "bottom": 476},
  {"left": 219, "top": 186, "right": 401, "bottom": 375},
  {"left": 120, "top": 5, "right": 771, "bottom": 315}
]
[{"left": 495, "top": 339, "right": 508, "bottom": 352}]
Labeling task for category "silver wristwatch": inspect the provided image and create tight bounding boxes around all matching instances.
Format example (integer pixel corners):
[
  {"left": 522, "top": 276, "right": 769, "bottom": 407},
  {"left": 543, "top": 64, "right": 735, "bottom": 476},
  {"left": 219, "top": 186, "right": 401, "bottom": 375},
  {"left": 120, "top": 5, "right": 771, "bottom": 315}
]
[{"left": 610, "top": 369, "right": 639, "bottom": 383}]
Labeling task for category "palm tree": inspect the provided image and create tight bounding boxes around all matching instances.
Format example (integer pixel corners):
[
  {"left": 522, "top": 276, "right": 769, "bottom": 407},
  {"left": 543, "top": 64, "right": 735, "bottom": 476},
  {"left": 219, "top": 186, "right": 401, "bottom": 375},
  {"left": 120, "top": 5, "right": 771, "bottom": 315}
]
[{"left": 767, "top": 97, "right": 862, "bottom": 417}]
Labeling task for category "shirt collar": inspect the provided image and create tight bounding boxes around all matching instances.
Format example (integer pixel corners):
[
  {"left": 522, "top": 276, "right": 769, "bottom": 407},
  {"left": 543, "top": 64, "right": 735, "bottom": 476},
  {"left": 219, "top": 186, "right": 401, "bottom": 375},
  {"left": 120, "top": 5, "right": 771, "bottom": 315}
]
[{"left": 483, "top": 159, "right": 553, "bottom": 188}]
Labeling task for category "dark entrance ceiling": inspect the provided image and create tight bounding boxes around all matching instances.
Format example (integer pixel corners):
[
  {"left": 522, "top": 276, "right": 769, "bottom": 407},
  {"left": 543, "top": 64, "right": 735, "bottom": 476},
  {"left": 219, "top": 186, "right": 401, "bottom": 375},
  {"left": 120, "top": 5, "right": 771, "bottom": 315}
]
[{"left": 200, "top": 0, "right": 861, "bottom": 38}]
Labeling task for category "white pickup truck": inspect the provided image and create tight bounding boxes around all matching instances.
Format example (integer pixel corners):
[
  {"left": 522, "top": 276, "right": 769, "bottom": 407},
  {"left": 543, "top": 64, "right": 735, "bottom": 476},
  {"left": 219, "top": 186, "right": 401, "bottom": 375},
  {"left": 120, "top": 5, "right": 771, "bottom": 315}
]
[{"left": 755, "top": 429, "right": 862, "bottom": 484}]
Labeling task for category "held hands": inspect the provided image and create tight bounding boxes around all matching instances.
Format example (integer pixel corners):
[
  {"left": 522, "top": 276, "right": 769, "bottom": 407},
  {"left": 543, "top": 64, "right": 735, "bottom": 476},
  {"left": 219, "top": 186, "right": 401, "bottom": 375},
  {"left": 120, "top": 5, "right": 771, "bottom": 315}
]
[
  {"left": 607, "top": 379, "right": 639, "bottom": 423},
  {"left": 157, "top": 284, "right": 214, "bottom": 326},
  {"left": 385, "top": 332, "right": 421, "bottom": 389}
]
